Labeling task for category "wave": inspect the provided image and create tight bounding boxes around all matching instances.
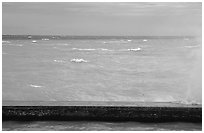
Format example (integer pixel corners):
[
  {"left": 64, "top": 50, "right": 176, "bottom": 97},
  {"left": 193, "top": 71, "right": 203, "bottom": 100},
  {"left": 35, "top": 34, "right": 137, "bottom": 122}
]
[
  {"left": 2, "top": 41, "right": 10, "bottom": 43},
  {"left": 171, "top": 100, "right": 201, "bottom": 105},
  {"left": 42, "top": 38, "right": 49, "bottom": 41},
  {"left": 2, "top": 43, "right": 23, "bottom": 47},
  {"left": 100, "top": 48, "right": 114, "bottom": 51},
  {"left": 70, "top": 58, "right": 88, "bottom": 63},
  {"left": 184, "top": 45, "right": 200, "bottom": 48},
  {"left": 128, "top": 48, "right": 141, "bottom": 51},
  {"left": 71, "top": 47, "right": 142, "bottom": 52},
  {"left": 72, "top": 48, "right": 113, "bottom": 51},
  {"left": 30, "top": 84, "right": 43, "bottom": 88},
  {"left": 53, "top": 59, "right": 66, "bottom": 63},
  {"left": 103, "top": 40, "right": 132, "bottom": 44},
  {"left": 56, "top": 43, "right": 70, "bottom": 46},
  {"left": 72, "top": 48, "right": 96, "bottom": 51}
]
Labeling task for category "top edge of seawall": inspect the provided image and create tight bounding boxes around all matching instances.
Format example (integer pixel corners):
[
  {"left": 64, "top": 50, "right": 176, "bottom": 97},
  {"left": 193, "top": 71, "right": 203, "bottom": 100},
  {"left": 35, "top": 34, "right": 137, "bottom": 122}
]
[
  {"left": 2, "top": 35, "right": 197, "bottom": 40},
  {"left": 2, "top": 101, "right": 202, "bottom": 108}
]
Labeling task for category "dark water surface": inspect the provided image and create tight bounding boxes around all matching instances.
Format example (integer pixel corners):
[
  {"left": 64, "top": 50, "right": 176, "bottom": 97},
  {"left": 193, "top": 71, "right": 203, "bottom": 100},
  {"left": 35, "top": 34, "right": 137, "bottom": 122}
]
[{"left": 2, "top": 121, "right": 202, "bottom": 131}]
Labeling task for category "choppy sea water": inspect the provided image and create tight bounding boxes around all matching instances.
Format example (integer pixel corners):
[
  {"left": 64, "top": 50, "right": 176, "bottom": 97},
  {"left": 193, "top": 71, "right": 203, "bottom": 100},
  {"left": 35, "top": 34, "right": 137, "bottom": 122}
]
[
  {"left": 2, "top": 36, "right": 202, "bottom": 103},
  {"left": 2, "top": 36, "right": 202, "bottom": 130}
]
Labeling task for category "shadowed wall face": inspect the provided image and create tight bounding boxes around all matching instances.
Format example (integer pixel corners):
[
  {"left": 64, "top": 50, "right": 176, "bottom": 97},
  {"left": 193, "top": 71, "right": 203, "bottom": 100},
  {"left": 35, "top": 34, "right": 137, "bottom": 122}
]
[{"left": 2, "top": 2, "right": 202, "bottom": 36}]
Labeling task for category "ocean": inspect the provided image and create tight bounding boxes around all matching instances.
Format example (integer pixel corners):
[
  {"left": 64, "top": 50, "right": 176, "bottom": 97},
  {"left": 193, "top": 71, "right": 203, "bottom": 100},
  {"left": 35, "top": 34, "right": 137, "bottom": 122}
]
[
  {"left": 2, "top": 121, "right": 202, "bottom": 131},
  {"left": 2, "top": 35, "right": 202, "bottom": 130}
]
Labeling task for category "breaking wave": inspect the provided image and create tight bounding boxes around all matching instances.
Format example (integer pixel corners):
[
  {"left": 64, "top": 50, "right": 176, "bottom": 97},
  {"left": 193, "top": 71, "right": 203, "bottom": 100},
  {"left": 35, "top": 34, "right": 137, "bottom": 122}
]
[
  {"left": 53, "top": 60, "right": 66, "bottom": 63},
  {"left": 100, "top": 48, "right": 113, "bottom": 51},
  {"left": 72, "top": 48, "right": 96, "bottom": 51},
  {"left": 103, "top": 40, "right": 132, "bottom": 44},
  {"left": 42, "top": 38, "right": 49, "bottom": 41},
  {"left": 72, "top": 48, "right": 114, "bottom": 51},
  {"left": 171, "top": 100, "right": 201, "bottom": 105},
  {"left": 128, "top": 48, "right": 141, "bottom": 51},
  {"left": 70, "top": 58, "right": 88, "bottom": 63},
  {"left": 71, "top": 48, "right": 142, "bottom": 52},
  {"left": 2, "top": 41, "right": 10, "bottom": 43},
  {"left": 29, "top": 84, "right": 43, "bottom": 88}
]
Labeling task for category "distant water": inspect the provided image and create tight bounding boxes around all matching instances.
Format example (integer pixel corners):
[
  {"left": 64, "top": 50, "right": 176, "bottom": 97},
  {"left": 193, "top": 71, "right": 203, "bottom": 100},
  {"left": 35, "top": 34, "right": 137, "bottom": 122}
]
[{"left": 2, "top": 36, "right": 202, "bottom": 104}]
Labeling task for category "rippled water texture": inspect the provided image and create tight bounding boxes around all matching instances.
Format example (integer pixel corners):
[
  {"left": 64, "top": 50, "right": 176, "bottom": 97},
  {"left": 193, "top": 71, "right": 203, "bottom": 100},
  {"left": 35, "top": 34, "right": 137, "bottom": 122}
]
[
  {"left": 2, "top": 121, "right": 202, "bottom": 131},
  {"left": 2, "top": 37, "right": 202, "bottom": 104}
]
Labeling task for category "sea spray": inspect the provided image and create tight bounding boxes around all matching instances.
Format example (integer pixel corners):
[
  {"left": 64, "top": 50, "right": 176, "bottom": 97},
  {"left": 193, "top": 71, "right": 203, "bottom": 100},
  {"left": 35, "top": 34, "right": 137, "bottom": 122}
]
[{"left": 185, "top": 37, "right": 202, "bottom": 104}]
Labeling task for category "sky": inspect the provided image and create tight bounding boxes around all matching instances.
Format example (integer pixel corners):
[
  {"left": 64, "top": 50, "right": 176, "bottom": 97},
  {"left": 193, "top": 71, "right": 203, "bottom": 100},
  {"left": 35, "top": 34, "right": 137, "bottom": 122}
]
[{"left": 2, "top": 2, "right": 202, "bottom": 36}]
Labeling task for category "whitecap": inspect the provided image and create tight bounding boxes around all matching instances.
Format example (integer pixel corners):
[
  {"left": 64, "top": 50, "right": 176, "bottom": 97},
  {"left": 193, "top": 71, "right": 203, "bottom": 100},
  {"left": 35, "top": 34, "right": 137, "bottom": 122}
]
[
  {"left": 128, "top": 48, "right": 141, "bottom": 51},
  {"left": 127, "top": 40, "right": 132, "bottom": 42},
  {"left": 102, "top": 40, "right": 125, "bottom": 44},
  {"left": 78, "top": 48, "right": 95, "bottom": 51},
  {"left": 173, "top": 100, "right": 201, "bottom": 105},
  {"left": 72, "top": 48, "right": 96, "bottom": 51},
  {"left": 42, "top": 38, "right": 49, "bottom": 41},
  {"left": 101, "top": 48, "right": 108, "bottom": 51},
  {"left": 32, "top": 40, "right": 37, "bottom": 43},
  {"left": 143, "top": 39, "right": 148, "bottom": 42},
  {"left": 70, "top": 58, "right": 88, "bottom": 63},
  {"left": 100, "top": 48, "right": 113, "bottom": 51},
  {"left": 53, "top": 59, "right": 65, "bottom": 63},
  {"left": 30, "top": 84, "right": 43, "bottom": 88},
  {"left": 2, "top": 41, "right": 10, "bottom": 43}
]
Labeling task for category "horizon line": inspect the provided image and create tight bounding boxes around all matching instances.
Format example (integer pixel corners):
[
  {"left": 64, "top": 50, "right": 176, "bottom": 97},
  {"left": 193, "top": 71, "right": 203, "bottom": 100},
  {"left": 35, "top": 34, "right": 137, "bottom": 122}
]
[{"left": 2, "top": 34, "right": 196, "bottom": 37}]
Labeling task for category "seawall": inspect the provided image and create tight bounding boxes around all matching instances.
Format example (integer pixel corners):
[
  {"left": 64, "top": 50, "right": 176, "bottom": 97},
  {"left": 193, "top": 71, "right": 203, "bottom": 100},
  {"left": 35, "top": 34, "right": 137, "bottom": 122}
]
[{"left": 2, "top": 101, "right": 202, "bottom": 122}]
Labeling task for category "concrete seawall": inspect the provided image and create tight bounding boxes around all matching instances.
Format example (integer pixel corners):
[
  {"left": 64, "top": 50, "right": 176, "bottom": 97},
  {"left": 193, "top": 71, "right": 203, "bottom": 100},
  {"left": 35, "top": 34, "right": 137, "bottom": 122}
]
[{"left": 2, "top": 101, "right": 202, "bottom": 122}]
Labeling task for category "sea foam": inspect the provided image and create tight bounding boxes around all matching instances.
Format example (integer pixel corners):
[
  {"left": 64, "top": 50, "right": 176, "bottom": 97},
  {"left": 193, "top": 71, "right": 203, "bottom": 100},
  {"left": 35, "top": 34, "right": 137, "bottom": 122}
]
[
  {"left": 2, "top": 41, "right": 10, "bottom": 43},
  {"left": 53, "top": 60, "right": 66, "bottom": 63},
  {"left": 72, "top": 48, "right": 96, "bottom": 51},
  {"left": 42, "top": 38, "right": 49, "bottom": 41},
  {"left": 128, "top": 48, "right": 141, "bottom": 51},
  {"left": 70, "top": 58, "right": 88, "bottom": 63},
  {"left": 72, "top": 48, "right": 113, "bottom": 51},
  {"left": 30, "top": 84, "right": 43, "bottom": 88}
]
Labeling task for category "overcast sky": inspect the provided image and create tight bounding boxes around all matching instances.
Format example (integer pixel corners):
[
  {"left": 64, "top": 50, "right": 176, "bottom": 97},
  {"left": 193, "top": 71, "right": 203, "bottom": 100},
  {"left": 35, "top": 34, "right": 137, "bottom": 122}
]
[{"left": 2, "top": 2, "right": 202, "bottom": 36}]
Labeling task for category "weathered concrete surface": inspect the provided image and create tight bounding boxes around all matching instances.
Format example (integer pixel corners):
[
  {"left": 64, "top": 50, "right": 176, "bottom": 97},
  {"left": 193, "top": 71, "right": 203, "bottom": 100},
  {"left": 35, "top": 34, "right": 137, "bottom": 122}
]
[{"left": 2, "top": 101, "right": 202, "bottom": 122}]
